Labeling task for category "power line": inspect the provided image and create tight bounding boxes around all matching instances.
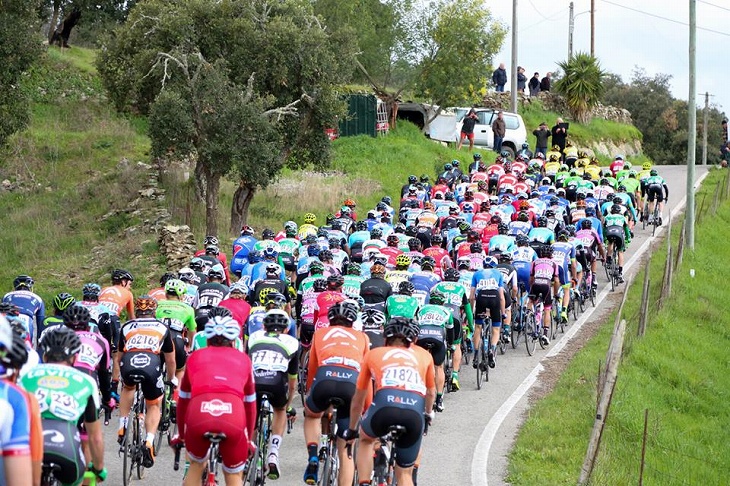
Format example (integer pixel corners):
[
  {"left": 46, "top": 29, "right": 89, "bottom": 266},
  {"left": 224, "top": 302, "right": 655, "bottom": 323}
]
[
  {"left": 519, "top": 7, "right": 568, "bottom": 32},
  {"left": 698, "top": 0, "right": 730, "bottom": 13},
  {"left": 600, "top": 0, "right": 730, "bottom": 38},
  {"left": 527, "top": 0, "right": 562, "bottom": 22}
]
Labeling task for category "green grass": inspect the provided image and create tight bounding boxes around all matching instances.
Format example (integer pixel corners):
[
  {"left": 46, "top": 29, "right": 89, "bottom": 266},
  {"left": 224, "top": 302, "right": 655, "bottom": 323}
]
[
  {"left": 508, "top": 169, "right": 730, "bottom": 485},
  {"left": 0, "top": 46, "right": 156, "bottom": 303}
]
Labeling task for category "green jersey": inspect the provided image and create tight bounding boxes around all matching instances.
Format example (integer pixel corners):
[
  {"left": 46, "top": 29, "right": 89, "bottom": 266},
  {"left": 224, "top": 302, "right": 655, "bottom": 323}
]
[
  {"left": 604, "top": 214, "right": 631, "bottom": 240},
  {"left": 621, "top": 178, "right": 640, "bottom": 193},
  {"left": 342, "top": 275, "right": 365, "bottom": 299},
  {"left": 564, "top": 175, "right": 582, "bottom": 187},
  {"left": 605, "top": 176, "right": 618, "bottom": 188},
  {"left": 577, "top": 180, "right": 595, "bottom": 191},
  {"left": 386, "top": 295, "right": 420, "bottom": 320},
  {"left": 21, "top": 363, "right": 100, "bottom": 422},
  {"left": 645, "top": 175, "right": 665, "bottom": 186},
  {"left": 430, "top": 281, "right": 474, "bottom": 330},
  {"left": 615, "top": 169, "right": 630, "bottom": 183},
  {"left": 417, "top": 304, "right": 453, "bottom": 329},
  {"left": 156, "top": 299, "right": 196, "bottom": 334},
  {"left": 555, "top": 171, "right": 570, "bottom": 185},
  {"left": 191, "top": 333, "right": 244, "bottom": 352},
  {"left": 277, "top": 237, "right": 300, "bottom": 257}
]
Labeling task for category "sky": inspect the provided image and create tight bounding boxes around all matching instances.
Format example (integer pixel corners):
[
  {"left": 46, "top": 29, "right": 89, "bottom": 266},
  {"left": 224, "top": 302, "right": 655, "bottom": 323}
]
[{"left": 486, "top": 0, "right": 728, "bottom": 117}]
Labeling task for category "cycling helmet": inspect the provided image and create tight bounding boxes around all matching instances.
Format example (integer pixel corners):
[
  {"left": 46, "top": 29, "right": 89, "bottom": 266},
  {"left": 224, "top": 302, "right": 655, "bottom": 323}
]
[
  {"left": 260, "top": 229, "right": 274, "bottom": 240},
  {"left": 457, "top": 257, "right": 471, "bottom": 270},
  {"left": 408, "top": 175, "right": 418, "bottom": 184},
  {"left": 383, "top": 317, "right": 419, "bottom": 344},
  {"left": 229, "top": 282, "right": 248, "bottom": 295},
  {"left": 430, "top": 234, "right": 443, "bottom": 246},
  {"left": 557, "top": 231, "right": 570, "bottom": 242},
  {"left": 370, "top": 228, "right": 383, "bottom": 240},
  {"left": 307, "top": 245, "right": 321, "bottom": 257},
  {"left": 328, "top": 237, "right": 341, "bottom": 249},
  {"left": 189, "top": 258, "right": 205, "bottom": 271},
  {"left": 2, "top": 331, "right": 28, "bottom": 370},
  {"left": 420, "top": 256, "right": 436, "bottom": 270},
  {"left": 498, "top": 223, "right": 509, "bottom": 235},
  {"left": 303, "top": 213, "right": 317, "bottom": 224},
  {"left": 258, "top": 309, "right": 290, "bottom": 333},
  {"left": 319, "top": 249, "right": 334, "bottom": 262},
  {"left": 62, "top": 305, "right": 91, "bottom": 330},
  {"left": 444, "top": 268, "right": 460, "bottom": 282},
  {"left": 444, "top": 192, "right": 454, "bottom": 201},
  {"left": 326, "top": 274, "right": 344, "bottom": 289},
  {"left": 500, "top": 150, "right": 511, "bottom": 159},
  {"left": 382, "top": 196, "right": 392, "bottom": 206},
  {"left": 285, "top": 225, "right": 298, "bottom": 238},
  {"left": 370, "top": 263, "right": 387, "bottom": 277},
  {"left": 53, "top": 293, "right": 76, "bottom": 312},
  {"left": 262, "top": 263, "right": 280, "bottom": 278},
  {"left": 362, "top": 308, "right": 386, "bottom": 327},
  {"left": 650, "top": 169, "right": 658, "bottom": 176},
  {"left": 241, "top": 225, "right": 255, "bottom": 236},
  {"left": 326, "top": 214, "right": 336, "bottom": 225},
  {"left": 537, "top": 216, "right": 548, "bottom": 228},
  {"left": 165, "top": 279, "right": 187, "bottom": 297},
  {"left": 458, "top": 221, "right": 471, "bottom": 233},
  {"left": 39, "top": 326, "right": 82, "bottom": 362},
  {"left": 642, "top": 162, "right": 652, "bottom": 171},
  {"left": 545, "top": 209, "right": 556, "bottom": 218},
  {"left": 538, "top": 244, "right": 554, "bottom": 258},
  {"left": 203, "top": 235, "right": 219, "bottom": 246},
  {"left": 328, "top": 300, "right": 359, "bottom": 327},
  {"left": 498, "top": 251, "right": 512, "bottom": 262},
  {"left": 159, "top": 272, "right": 177, "bottom": 287},
  {"left": 473, "top": 152, "right": 482, "bottom": 161},
  {"left": 444, "top": 163, "right": 453, "bottom": 171},
  {"left": 204, "top": 315, "right": 240, "bottom": 342},
  {"left": 585, "top": 207, "right": 596, "bottom": 217},
  {"left": 111, "top": 269, "right": 134, "bottom": 284},
  {"left": 12, "top": 275, "right": 34, "bottom": 290},
  {"left": 580, "top": 219, "right": 593, "bottom": 230},
  {"left": 611, "top": 204, "right": 623, "bottom": 214},
  {"left": 483, "top": 256, "right": 498, "bottom": 268},
  {"left": 208, "top": 266, "right": 225, "bottom": 280},
  {"left": 312, "top": 279, "right": 328, "bottom": 292},
  {"left": 517, "top": 211, "right": 529, "bottom": 222},
  {"left": 623, "top": 162, "right": 631, "bottom": 170},
  {"left": 398, "top": 281, "right": 415, "bottom": 296},
  {"left": 395, "top": 254, "right": 412, "bottom": 269},
  {"left": 470, "top": 242, "right": 483, "bottom": 254},
  {"left": 347, "top": 262, "right": 361, "bottom": 276},
  {"left": 135, "top": 295, "right": 158, "bottom": 315},
  {"left": 81, "top": 283, "right": 102, "bottom": 299},
  {"left": 0, "top": 302, "right": 20, "bottom": 317},
  {"left": 178, "top": 267, "right": 195, "bottom": 282},
  {"left": 429, "top": 290, "right": 446, "bottom": 305},
  {"left": 309, "top": 260, "right": 325, "bottom": 275},
  {"left": 264, "top": 292, "right": 287, "bottom": 309},
  {"left": 355, "top": 221, "right": 368, "bottom": 232},
  {"left": 407, "top": 238, "right": 420, "bottom": 251}
]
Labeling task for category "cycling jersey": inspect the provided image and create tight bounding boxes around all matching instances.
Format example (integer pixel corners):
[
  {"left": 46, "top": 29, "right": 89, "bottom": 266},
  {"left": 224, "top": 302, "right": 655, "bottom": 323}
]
[
  {"left": 342, "top": 275, "right": 365, "bottom": 299},
  {"left": 218, "top": 297, "right": 252, "bottom": 328},
  {"left": 488, "top": 234, "right": 516, "bottom": 255},
  {"left": 551, "top": 242, "right": 575, "bottom": 285},
  {"left": 156, "top": 299, "right": 196, "bottom": 334},
  {"left": 244, "top": 308, "right": 297, "bottom": 340},
  {"left": 98, "top": 284, "right": 134, "bottom": 319},
  {"left": 313, "top": 291, "right": 347, "bottom": 329},
  {"left": 385, "top": 270, "right": 411, "bottom": 293},
  {"left": 21, "top": 364, "right": 99, "bottom": 423},
  {"left": 191, "top": 332, "right": 244, "bottom": 352},
  {"left": 385, "top": 295, "right": 420, "bottom": 320},
  {"left": 196, "top": 282, "right": 229, "bottom": 309},
  {"left": 0, "top": 380, "right": 31, "bottom": 480},
  {"left": 248, "top": 330, "right": 299, "bottom": 408},
  {"left": 528, "top": 227, "right": 555, "bottom": 245},
  {"left": 409, "top": 272, "right": 441, "bottom": 306},
  {"left": 359, "top": 277, "right": 393, "bottom": 308},
  {"left": 2, "top": 290, "right": 45, "bottom": 345}
]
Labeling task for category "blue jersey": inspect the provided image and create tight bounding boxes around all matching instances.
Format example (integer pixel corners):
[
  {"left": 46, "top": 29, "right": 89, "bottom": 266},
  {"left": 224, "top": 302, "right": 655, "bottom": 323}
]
[
  {"left": 551, "top": 241, "right": 575, "bottom": 284},
  {"left": 512, "top": 261, "right": 532, "bottom": 291},
  {"left": 528, "top": 227, "right": 555, "bottom": 245},
  {"left": 574, "top": 217, "right": 603, "bottom": 240},
  {"left": 409, "top": 272, "right": 441, "bottom": 306},
  {"left": 508, "top": 221, "right": 532, "bottom": 236},
  {"left": 230, "top": 249, "right": 251, "bottom": 278},
  {"left": 0, "top": 380, "right": 31, "bottom": 479},
  {"left": 3, "top": 290, "right": 45, "bottom": 344},
  {"left": 471, "top": 268, "right": 505, "bottom": 293},
  {"left": 488, "top": 235, "right": 516, "bottom": 255},
  {"left": 232, "top": 235, "right": 258, "bottom": 260},
  {"left": 348, "top": 231, "right": 370, "bottom": 249}
]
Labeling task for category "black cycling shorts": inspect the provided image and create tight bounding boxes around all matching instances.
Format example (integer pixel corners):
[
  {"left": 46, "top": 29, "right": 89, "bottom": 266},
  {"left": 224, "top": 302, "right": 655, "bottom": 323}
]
[
  {"left": 120, "top": 352, "right": 164, "bottom": 401},
  {"left": 171, "top": 331, "right": 187, "bottom": 371},
  {"left": 361, "top": 389, "right": 425, "bottom": 468},
  {"left": 42, "top": 419, "right": 84, "bottom": 486},
  {"left": 446, "top": 317, "right": 463, "bottom": 345},
  {"left": 605, "top": 228, "right": 626, "bottom": 252},
  {"left": 529, "top": 282, "right": 553, "bottom": 307},
  {"left": 647, "top": 184, "right": 664, "bottom": 203},
  {"left": 305, "top": 365, "right": 357, "bottom": 438},
  {"left": 474, "top": 292, "right": 501, "bottom": 326},
  {"left": 416, "top": 334, "right": 446, "bottom": 366},
  {"left": 299, "top": 321, "right": 315, "bottom": 347},
  {"left": 281, "top": 255, "right": 296, "bottom": 273},
  {"left": 255, "top": 372, "right": 289, "bottom": 409}
]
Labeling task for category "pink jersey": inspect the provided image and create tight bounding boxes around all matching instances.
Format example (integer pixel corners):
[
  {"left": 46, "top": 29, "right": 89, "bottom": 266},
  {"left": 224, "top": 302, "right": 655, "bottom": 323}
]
[
  {"left": 575, "top": 228, "right": 601, "bottom": 249},
  {"left": 74, "top": 330, "right": 111, "bottom": 375},
  {"left": 531, "top": 258, "right": 559, "bottom": 285}
]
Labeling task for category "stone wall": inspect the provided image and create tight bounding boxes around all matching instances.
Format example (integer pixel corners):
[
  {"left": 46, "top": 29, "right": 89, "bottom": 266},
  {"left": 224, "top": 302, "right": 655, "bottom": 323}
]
[{"left": 158, "top": 225, "right": 198, "bottom": 270}]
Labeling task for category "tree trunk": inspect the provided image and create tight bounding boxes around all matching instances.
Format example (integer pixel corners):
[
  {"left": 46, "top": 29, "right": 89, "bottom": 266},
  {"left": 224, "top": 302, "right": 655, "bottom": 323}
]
[
  {"left": 193, "top": 158, "right": 206, "bottom": 202},
  {"left": 48, "top": 2, "right": 61, "bottom": 44},
  {"left": 204, "top": 168, "right": 220, "bottom": 236},
  {"left": 230, "top": 181, "right": 256, "bottom": 236},
  {"left": 56, "top": 9, "right": 81, "bottom": 48}
]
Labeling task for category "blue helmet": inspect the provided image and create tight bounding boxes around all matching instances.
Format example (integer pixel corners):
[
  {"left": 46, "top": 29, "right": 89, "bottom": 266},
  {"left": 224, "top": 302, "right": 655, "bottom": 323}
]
[
  {"left": 248, "top": 250, "right": 263, "bottom": 264},
  {"left": 307, "top": 245, "right": 321, "bottom": 257}
]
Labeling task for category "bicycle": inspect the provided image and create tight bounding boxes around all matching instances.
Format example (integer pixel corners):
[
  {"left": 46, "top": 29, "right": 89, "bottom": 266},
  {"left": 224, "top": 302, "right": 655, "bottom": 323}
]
[
  {"left": 246, "top": 393, "right": 274, "bottom": 486},
  {"left": 566, "top": 286, "right": 579, "bottom": 321},
  {"left": 368, "top": 417, "right": 431, "bottom": 486},
  {"left": 297, "top": 346, "right": 310, "bottom": 408},
  {"left": 315, "top": 397, "right": 344, "bottom": 486},
  {"left": 443, "top": 343, "right": 455, "bottom": 393},
  {"left": 156, "top": 381, "right": 175, "bottom": 452},
  {"left": 550, "top": 293, "right": 565, "bottom": 340},
  {"left": 511, "top": 286, "right": 527, "bottom": 349},
  {"left": 604, "top": 243, "right": 621, "bottom": 292},
  {"left": 474, "top": 315, "right": 490, "bottom": 390},
  {"left": 650, "top": 202, "right": 661, "bottom": 237},
  {"left": 524, "top": 294, "right": 547, "bottom": 356},
  {"left": 120, "top": 376, "right": 148, "bottom": 486},
  {"left": 173, "top": 432, "right": 226, "bottom": 486}
]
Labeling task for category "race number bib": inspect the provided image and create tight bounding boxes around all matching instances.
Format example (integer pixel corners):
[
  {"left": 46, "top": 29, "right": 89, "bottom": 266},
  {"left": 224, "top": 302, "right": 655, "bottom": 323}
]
[
  {"left": 380, "top": 366, "right": 426, "bottom": 394},
  {"left": 126, "top": 333, "right": 160, "bottom": 352},
  {"left": 250, "top": 349, "right": 289, "bottom": 373}
]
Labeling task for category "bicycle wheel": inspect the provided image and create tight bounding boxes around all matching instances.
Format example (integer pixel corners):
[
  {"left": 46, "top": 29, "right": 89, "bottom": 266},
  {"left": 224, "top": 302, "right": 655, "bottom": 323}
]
[
  {"left": 590, "top": 285, "right": 596, "bottom": 307},
  {"left": 549, "top": 306, "right": 558, "bottom": 340},
  {"left": 298, "top": 349, "right": 309, "bottom": 408},
  {"left": 443, "top": 353, "right": 453, "bottom": 393},
  {"left": 652, "top": 207, "right": 659, "bottom": 237},
  {"left": 475, "top": 343, "right": 483, "bottom": 390},
  {"left": 524, "top": 313, "right": 536, "bottom": 356},
  {"left": 121, "top": 413, "right": 134, "bottom": 486},
  {"left": 498, "top": 328, "right": 507, "bottom": 355},
  {"left": 461, "top": 338, "right": 470, "bottom": 365},
  {"left": 642, "top": 205, "right": 648, "bottom": 230},
  {"left": 155, "top": 391, "right": 169, "bottom": 453},
  {"left": 136, "top": 406, "right": 147, "bottom": 480}
]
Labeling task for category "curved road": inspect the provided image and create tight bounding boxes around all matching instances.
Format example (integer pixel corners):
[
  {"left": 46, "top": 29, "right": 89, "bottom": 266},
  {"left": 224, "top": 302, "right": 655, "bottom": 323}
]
[{"left": 101, "top": 165, "right": 706, "bottom": 486}]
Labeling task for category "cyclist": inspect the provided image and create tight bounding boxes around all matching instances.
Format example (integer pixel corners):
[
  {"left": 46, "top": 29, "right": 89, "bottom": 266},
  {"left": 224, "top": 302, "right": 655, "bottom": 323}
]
[
  {"left": 422, "top": 234, "right": 451, "bottom": 278},
  {"left": 528, "top": 245, "right": 561, "bottom": 345},
  {"left": 195, "top": 265, "right": 229, "bottom": 330},
  {"left": 190, "top": 307, "right": 245, "bottom": 352},
  {"left": 41, "top": 292, "right": 76, "bottom": 334},
  {"left": 495, "top": 252, "right": 518, "bottom": 342},
  {"left": 251, "top": 263, "right": 290, "bottom": 309},
  {"left": 344, "top": 317, "right": 435, "bottom": 486},
  {"left": 0, "top": 315, "right": 35, "bottom": 486},
  {"left": 644, "top": 169, "right": 669, "bottom": 225},
  {"left": 219, "top": 282, "right": 252, "bottom": 329},
  {"left": 408, "top": 256, "right": 441, "bottom": 306},
  {"left": 296, "top": 261, "right": 326, "bottom": 344},
  {"left": 248, "top": 309, "right": 299, "bottom": 479},
  {"left": 552, "top": 232, "right": 578, "bottom": 322},
  {"left": 2, "top": 275, "right": 45, "bottom": 346},
  {"left": 312, "top": 275, "right": 347, "bottom": 331},
  {"left": 79, "top": 283, "right": 120, "bottom": 354},
  {"left": 22, "top": 326, "right": 107, "bottom": 485},
  {"left": 604, "top": 204, "right": 632, "bottom": 283},
  {"left": 149, "top": 272, "right": 176, "bottom": 302},
  {"left": 303, "top": 301, "right": 369, "bottom": 485},
  {"left": 176, "top": 315, "right": 256, "bottom": 486},
  {"left": 156, "top": 279, "right": 196, "bottom": 385},
  {"left": 470, "top": 256, "right": 505, "bottom": 369},
  {"left": 361, "top": 308, "right": 387, "bottom": 349},
  {"left": 386, "top": 281, "right": 420, "bottom": 321},
  {"left": 233, "top": 225, "right": 258, "bottom": 262},
  {"left": 299, "top": 213, "right": 319, "bottom": 239},
  {"left": 116, "top": 296, "right": 176, "bottom": 467},
  {"left": 416, "top": 290, "right": 454, "bottom": 412},
  {"left": 359, "top": 263, "right": 392, "bottom": 312},
  {"left": 349, "top": 221, "right": 371, "bottom": 263},
  {"left": 342, "top": 262, "right": 365, "bottom": 299},
  {"left": 575, "top": 219, "right": 606, "bottom": 290},
  {"left": 99, "top": 268, "right": 135, "bottom": 320}
]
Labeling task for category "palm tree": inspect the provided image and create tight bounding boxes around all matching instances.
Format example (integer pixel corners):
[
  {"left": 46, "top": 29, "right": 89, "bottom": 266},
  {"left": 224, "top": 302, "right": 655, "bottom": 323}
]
[{"left": 554, "top": 53, "right": 606, "bottom": 123}]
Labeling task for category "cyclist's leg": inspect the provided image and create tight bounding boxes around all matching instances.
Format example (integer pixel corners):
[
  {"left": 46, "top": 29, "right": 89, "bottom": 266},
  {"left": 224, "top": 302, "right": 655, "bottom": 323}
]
[
  {"left": 448, "top": 319, "right": 462, "bottom": 376},
  {"left": 117, "top": 352, "right": 145, "bottom": 440}
]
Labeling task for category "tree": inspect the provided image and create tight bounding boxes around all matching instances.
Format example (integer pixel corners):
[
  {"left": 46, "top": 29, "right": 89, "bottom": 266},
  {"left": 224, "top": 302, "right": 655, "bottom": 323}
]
[
  {"left": 40, "top": 0, "right": 136, "bottom": 47},
  {"left": 554, "top": 52, "right": 606, "bottom": 123},
  {"left": 0, "top": 1, "right": 41, "bottom": 147},
  {"left": 98, "top": 0, "right": 354, "bottom": 235}
]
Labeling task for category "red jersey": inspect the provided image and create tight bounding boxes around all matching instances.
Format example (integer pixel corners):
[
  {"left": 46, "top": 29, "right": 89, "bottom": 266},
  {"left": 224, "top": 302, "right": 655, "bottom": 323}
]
[
  {"left": 511, "top": 161, "right": 528, "bottom": 176},
  {"left": 148, "top": 287, "right": 167, "bottom": 302},
  {"left": 480, "top": 225, "right": 500, "bottom": 245},
  {"left": 99, "top": 284, "right": 135, "bottom": 319},
  {"left": 430, "top": 184, "right": 449, "bottom": 199},
  {"left": 471, "top": 172, "right": 488, "bottom": 182},
  {"left": 422, "top": 246, "right": 451, "bottom": 277},
  {"left": 471, "top": 212, "right": 491, "bottom": 233},
  {"left": 498, "top": 173, "right": 518, "bottom": 187},
  {"left": 218, "top": 298, "right": 252, "bottom": 330},
  {"left": 472, "top": 192, "right": 489, "bottom": 206},
  {"left": 610, "top": 159, "right": 624, "bottom": 175},
  {"left": 513, "top": 182, "right": 530, "bottom": 194},
  {"left": 380, "top": 246, "right": 403, "bottom": 267},
  {"left": 486, "top": 164, "right": 505, "bottom": 178},
  {"left": 312, "top": 291, "right": 346, "bottom": 329}
]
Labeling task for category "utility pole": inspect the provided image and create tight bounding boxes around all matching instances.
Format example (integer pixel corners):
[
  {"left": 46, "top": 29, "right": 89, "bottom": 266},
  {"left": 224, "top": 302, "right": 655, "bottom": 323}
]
[
  {"left": 510, "top": 0, "right": 518, "bottom": 113},
  {"left": 568, "top": 2, "right": 574, "bottom": 59},
  {"left": 590, "top": 0, "right": 595, "bottom": 56},
  {"left": 701, "top": 92, "right": 709, "bottom": 166},
  {"left": 687, "top": 0, "right": 696, "bottom": 250}
]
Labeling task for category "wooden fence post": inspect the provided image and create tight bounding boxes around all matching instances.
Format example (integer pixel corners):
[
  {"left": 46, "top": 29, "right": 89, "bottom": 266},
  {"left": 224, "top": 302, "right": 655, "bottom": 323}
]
[
  {"left": 639, "top": 409, "right": 649, "bottom": 486},
  {"left": 712, "top": 180, "right": 722, "bottom": 215},
  {"left": 638, "top": 263, "right": 650, "bottom": 337},
  {"left": 659, "top": 213, "right": 673, "bottom": 306},
  {"left": 675, "top": 219, "right": 685, "bottom": 269},
  {"left": 696, "top": 193, "right": 707, "bottom": 223},
  {"left": 725, "top": 171, "right": 730, "bottom": 200}
]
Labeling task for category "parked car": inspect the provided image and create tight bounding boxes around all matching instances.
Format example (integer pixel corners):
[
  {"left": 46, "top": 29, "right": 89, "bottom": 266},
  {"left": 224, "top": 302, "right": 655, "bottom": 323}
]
[{"left": 453, "top": 107, "right": 527, "bottom": 158}]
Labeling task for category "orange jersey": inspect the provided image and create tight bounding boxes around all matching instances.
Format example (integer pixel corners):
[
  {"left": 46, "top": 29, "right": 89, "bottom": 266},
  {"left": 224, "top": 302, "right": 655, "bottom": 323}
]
[
  {"left": 357, "top": 345, "right": 435, "bottom": 397},
  {"left": 119, "top": 317, "right": 172, "bottom": 354},
  {"left": 99, "top": 285, "right": 135, "bottom": 319},
  {"left": 148, "top": 287, "right": 167, "bottom": 302},
  {"left": 307, "top": 326, "right": 370, "bottom": 390}
]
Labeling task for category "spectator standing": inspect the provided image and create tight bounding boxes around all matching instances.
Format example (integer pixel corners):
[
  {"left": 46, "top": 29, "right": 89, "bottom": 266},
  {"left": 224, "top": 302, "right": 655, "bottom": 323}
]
[
  {"left": 551, "top": 117, "right": 568, "bottom": 159},
  {"left": 722, "top": 119, "right": 728, "bottom": 144},
  {"left": 492, "top": 111, "right": 506, "bottom": 153},
  {"left": 533, "top": 122, "right": 550, "bottom": 156},
  {"left": 516, "top": 66, "right": 527, "bottom": 93},
  {"left": 540, "top": 72, "right": 552, "bottom": 92},
  {"left": 529, "top": 72, "right": 541, "bottom": 97},
  {"left": 492, "top": 63, "right": 507, "bottom": 92},
  {"left": 458, "top": 108, "right": 479, "bottom": 151}
]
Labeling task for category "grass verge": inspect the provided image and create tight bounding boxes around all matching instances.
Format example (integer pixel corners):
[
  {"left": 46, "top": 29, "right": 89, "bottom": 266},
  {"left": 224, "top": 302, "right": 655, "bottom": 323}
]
[{"left": 507, "top": 168, "right": 730, "bottom": 485}]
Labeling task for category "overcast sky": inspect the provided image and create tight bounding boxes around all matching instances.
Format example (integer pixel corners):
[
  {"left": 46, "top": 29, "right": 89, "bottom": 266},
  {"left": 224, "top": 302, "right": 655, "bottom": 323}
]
[{"left": 487, "top": 0, "right": 728, "bottom": 117}]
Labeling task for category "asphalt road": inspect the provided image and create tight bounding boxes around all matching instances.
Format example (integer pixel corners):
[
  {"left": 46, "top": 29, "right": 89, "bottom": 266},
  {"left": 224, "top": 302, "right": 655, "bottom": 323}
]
[{"left": 101, "top": 165, "right": 706, "bottom": 486}]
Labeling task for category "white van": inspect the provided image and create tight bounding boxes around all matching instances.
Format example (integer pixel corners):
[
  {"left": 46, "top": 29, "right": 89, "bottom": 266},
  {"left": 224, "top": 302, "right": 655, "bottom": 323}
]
[{"left": 453, "top": 107, "right": 527, "bottom": 158}]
